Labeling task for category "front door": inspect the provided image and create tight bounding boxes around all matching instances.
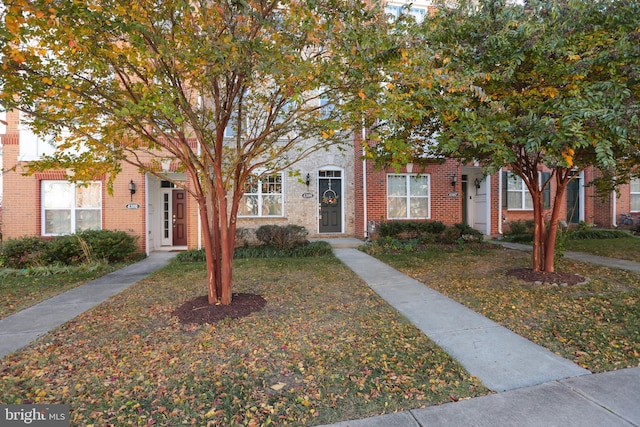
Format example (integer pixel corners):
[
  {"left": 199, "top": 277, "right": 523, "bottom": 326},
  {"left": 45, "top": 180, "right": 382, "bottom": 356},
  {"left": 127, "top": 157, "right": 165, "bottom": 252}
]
[
  {"left": 319, "top": 171, "right": 342, "bottom": 233},
  {"left": 172, "top": 190, "right": 187, "bottom": 246}
]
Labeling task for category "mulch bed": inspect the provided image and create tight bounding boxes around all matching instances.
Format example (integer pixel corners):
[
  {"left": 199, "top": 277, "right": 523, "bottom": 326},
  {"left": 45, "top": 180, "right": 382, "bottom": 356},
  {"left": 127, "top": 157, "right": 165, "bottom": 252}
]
[
  {"left": 172, "top": 293, "right": 266, "bottom": 325},
  {"left": 506, "top": 267, "right": 586, "bottom": 285}
]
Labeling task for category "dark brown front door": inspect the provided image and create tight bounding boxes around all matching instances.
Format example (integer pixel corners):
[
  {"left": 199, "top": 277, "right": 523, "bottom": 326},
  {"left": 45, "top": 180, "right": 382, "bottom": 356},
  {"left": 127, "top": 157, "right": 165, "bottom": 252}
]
[{"left": 172, "top": 190, "right": 187, "bottom": 246}]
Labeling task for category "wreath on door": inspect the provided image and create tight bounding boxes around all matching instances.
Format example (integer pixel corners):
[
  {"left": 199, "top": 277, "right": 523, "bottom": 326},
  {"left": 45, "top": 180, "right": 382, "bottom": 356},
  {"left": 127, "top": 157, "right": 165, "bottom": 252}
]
[{"left": 322, "top": 181, "right": 339, "bottom": 205}]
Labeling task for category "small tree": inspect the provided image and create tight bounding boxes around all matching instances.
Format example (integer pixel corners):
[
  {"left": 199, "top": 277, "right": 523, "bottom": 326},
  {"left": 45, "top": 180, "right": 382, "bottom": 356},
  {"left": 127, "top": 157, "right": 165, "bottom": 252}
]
[
  {"left": 368, "top": 0, "right": 640, "bottom": 272},
  {"left": 0, "top": 0, "right": 392, "bottom": 304}
]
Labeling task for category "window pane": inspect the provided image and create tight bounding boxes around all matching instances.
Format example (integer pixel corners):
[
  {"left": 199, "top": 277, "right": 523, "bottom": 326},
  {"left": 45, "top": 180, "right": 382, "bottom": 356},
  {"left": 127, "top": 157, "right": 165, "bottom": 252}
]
[
  {"left": 388, "top": 176, "right": 406, "bottom": 196},
  {"left": 76, "top": 183, "right": 101, "bottom": 208},
  {"left": 524, "top": 193, "right": 533, "bottom": 210},
  {"left": 410, "top": 198, "right": 428, "bottom": 218},
  {"left": 388, "top": 197, "right": 406, "bottom": 218},
  {"left": 409, "top": 176, "right": 428, "bottom": 196},
  {"left": 507, "top": 192, "right": 522, "bottom": 209},
  {"left": 76, "top": 210, "right": 101, "bottom": 231},
  {"left": 632, "top": 195, "right": 640, "bottom": 212},
  {"left": 262, "top": 195, "right": 282, "bottom": 216},
  {"left": 631, "top": 179, "right": 640, "bottom": 193},
  {"left": 44, "top": 182, "right": 72, "bottom": 209},
  {"left": 262, "top": 175, "right": 282, "bottom": 194},
  {"left": 45, "top": 210, "right": 71, "bottom": 234},
  {"left": 239, "top": 195, "right": 258, "bottom": 216}
]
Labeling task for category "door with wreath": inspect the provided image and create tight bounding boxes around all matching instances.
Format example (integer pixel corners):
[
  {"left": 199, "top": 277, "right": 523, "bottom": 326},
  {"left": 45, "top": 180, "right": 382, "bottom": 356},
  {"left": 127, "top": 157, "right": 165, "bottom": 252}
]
[{"left": 319, "top": 170, "right": 342, "bottom": 233}]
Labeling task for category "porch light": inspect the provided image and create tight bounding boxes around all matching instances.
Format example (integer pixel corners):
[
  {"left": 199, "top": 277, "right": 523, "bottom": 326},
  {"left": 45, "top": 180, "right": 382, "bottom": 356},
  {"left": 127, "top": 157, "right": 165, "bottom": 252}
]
[
  {"left": 451, "top": 175, "right": 457, "bottom": 187},
  {"left": 474, "top": 178, "right": 481, "bottom": 189},
  {"left": 129, "top": 180, "right": 136, "bottom": 201},
  {"left": 305, "top": 173, "right": 311, "bottom": 189}
]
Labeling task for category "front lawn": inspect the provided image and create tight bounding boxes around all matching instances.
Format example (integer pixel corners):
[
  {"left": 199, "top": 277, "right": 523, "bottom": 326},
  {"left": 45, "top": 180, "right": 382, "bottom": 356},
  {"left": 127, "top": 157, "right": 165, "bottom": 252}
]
[
  {"left": 373, "top": 245, "right": 640, "bottom": 373},
  {"left": 0, "top": 256, "right": 487, "bottom": 426},
  {"left": 564, "top": 236, "right": 640, "bottom": 262},
  {"left": 0, "top": 262, "right": 138, "bottom": 320}
]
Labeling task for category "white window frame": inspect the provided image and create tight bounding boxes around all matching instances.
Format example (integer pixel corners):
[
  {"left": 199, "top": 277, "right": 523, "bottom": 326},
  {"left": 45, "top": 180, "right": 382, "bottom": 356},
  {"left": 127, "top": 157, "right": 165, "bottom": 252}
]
[
  {"left": 238, "top": 173, "right": 284, "bottom": 217},
  {"left": 41, "top": 180, "right": 102, "bottom": 236},
  {"left": 387, "top": 174, "right": 430, "bottom": 220},
  {"left": 385, "top": 4, "right": 427, "bottom": 22},
  {"left": 505, "top": 172, "right": 533, "bottom": 210},
  {"left": 631, "top": 178, "right": 640, "bottom": 212}
]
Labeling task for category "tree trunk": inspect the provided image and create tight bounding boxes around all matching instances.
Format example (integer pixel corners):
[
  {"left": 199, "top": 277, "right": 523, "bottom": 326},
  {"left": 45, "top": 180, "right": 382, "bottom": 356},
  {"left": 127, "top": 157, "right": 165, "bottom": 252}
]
[
  {"left": 531, "top": 190, "right": 545, "bottom": 272},
  {"left": 543, "top": 170, "right": 569, "bottom": 273}
]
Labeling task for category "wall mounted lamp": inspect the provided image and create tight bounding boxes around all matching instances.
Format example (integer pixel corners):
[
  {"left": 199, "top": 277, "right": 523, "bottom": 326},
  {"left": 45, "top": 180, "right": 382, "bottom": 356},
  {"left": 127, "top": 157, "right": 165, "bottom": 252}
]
[
  {"left": 129, "top": 180, "right": 136, "bottom": 201},
  {"left": 305, "top": 173, "right": 311, "bottom": 189},
  {"left": 451, "top": 175, "right": 457, "bottom": 187},
  {"left": 474, "top": 178, "right": 481, "bottom": 189}
]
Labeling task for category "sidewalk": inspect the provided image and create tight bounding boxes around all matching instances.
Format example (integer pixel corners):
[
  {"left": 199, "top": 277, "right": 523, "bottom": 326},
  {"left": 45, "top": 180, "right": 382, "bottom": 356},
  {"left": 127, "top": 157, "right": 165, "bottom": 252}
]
[
  {"left": 317, "top": 238, "right": 640, "bottom": 427},
  {"left": 0, "top": 251, "right": 177, "bottom": 359}
]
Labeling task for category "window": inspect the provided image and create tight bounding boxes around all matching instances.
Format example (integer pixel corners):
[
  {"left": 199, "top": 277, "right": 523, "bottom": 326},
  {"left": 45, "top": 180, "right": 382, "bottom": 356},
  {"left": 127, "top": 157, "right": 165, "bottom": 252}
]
[
  {"left": 385, "top": 4, "right": 427, "bottom": 22},
  {"left": 631, "top": 178, "right": 640, "bottom": 212},
  {"left": 387, "top": 174, "right": 430, "bottom": 219},
  {"left": 238, "top": 173, "right": 283, "bottom": 217},
  {"left": 505, "top": 172, "right": 533, "bottom": 210},
  {"left": 42, "top": 181, "right": 102, "bottom": 235},
  {"left": 502, "top": 171, "right": 551, "bottom": 210}
]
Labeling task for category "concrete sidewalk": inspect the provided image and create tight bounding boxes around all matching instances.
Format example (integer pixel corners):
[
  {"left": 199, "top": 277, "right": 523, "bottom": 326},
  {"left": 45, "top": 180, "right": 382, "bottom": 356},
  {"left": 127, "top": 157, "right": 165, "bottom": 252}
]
[
  {"left": 317, "top": 238, "right": 640, "bottom": 427},
  {"left": 0, "top": 251, "right": 177, "bottom": 359}
]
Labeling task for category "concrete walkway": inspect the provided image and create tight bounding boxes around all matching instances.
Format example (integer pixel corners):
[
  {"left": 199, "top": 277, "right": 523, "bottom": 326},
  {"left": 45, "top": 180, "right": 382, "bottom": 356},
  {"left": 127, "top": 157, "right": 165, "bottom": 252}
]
[
  {"left": 0, "top": 251, "right": 177, "bottom": 359},
  {"left": 315, "top": 238, "right": 640, "bottom": 427}
]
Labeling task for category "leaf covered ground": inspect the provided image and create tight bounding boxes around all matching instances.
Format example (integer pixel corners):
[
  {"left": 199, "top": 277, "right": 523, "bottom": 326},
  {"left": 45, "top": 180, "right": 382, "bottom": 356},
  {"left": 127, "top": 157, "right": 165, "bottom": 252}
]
[
  {"left": 375, "top": 245, "right": 640, "bottom": 373},
  {"left": 0, "top": 257, "right": 487, "bottom": 426}
]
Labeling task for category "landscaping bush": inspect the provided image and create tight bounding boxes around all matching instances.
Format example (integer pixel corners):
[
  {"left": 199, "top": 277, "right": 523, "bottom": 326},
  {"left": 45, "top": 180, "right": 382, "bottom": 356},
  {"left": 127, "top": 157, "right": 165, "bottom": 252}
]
[
  {"left": 569, "top": 229, "right": 631, "bottom": 240},
  {"left": 78, "top": 230, "right": 138, "bottom": 263},
  {"left": 1, "top": 236, "right": 49, "bottom": 268},
  {"left": 0, "top": 230, "right": 138, "bottom": 268},
  {"left": 175, "top": 240, "right": 332, "bottom": 262},
  {"left": 255, "top": 224, "right": 309, "bottom": 249},
  {"left": 378, "top": 221, "right": 446, "bottom": 239},
  {"left": 44, "top": 235, "right": 88, "bottom": 265}
]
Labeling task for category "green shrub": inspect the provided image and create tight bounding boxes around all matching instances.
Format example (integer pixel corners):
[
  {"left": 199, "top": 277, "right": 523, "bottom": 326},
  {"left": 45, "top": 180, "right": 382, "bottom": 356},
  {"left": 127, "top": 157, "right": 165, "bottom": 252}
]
[
  {"left": 255, "top": 224, "right": 308, "bottom": 249},
  {"left": 43, "top": 235, "right": 87, "bottom": 265},
  {"left": 78, "top": 230, "right": 138, "bottom": 263},
  {"left": 0, "top": 230, "right": 138, "bottom": 268},
  {"left": 1, "top": 236, "right": 49, "bottom": 268},
  {"left": 175, "top": 241, "right": 332, "bottom": 262},
  {"left": 378, "top": 221, "right": 446, "bottom": 238},
  {"left": 569, "top": 229, "right": 631, "bottom": 240}
]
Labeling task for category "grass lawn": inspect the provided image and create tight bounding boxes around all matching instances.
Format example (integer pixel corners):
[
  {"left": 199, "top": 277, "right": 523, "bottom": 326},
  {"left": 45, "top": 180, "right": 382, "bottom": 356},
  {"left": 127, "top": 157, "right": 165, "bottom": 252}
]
[
  {"left": 0, "top": 256, "right": 487, "bottom": 426},
  {"left": 0, "top": 262, "right": 139, "bottom": 320},
  {"left": 564, "top": 236, "right": 640, "bottom": 262},
  {"left": 373, "top": 244, "right": 640, "bottom": 373}
]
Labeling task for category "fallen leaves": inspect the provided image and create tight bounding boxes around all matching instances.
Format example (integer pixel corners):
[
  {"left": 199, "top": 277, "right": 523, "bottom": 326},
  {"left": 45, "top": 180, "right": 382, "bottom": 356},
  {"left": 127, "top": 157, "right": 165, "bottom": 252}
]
[
  {"left": 0, "top": 258, "right": 487, "bottom": 426},
  {"left": 377, "top": 244, "right": 640, "bottom": 373}
]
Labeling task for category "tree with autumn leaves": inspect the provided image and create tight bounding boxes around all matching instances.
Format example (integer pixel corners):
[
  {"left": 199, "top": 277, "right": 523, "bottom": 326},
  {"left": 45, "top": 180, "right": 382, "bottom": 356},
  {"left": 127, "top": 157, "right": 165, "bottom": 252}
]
[
  {"left": 0, "top": 0, "right": 393, "bottom": 305},
  {"left": 368, "top": 0, "right": 640, "bottom": 273}
]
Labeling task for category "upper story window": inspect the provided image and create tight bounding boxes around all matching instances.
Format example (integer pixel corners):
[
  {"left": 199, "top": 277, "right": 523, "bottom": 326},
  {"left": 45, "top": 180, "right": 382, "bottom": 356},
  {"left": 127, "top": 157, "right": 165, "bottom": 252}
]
[
  {"left": 387, "top": 174, "right": 430, "bottom": 219},
  {"left": 385, "top": 4, "right": 427, "bottom": 22},
  {"left": 42, "top": 181, "right": 102, "bottom": 235},
  {"left": 631, "top": 178, "right": 640, "bottom": 212},
  {"left": 238, "top": 173, "right": 284, "bottom": 217}
]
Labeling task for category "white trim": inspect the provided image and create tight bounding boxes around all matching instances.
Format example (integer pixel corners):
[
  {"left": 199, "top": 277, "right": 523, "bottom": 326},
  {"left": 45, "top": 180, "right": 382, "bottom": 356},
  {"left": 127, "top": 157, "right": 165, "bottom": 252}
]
[{"left": 386, "top": 173, "right": 431, "bottom": 220}]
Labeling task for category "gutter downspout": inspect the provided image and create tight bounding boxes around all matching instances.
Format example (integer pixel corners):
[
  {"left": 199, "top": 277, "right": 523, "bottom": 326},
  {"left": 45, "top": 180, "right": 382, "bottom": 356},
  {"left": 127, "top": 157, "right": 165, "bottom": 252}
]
[
  {"left": 362, "top": 123, "right": 368, "bottom": 240},
  {"left": 612, "top": 190, "right": 617, "bottom": 228},
  {"left": 498, "top": 168, "right": 503, "bottom": 236}
]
